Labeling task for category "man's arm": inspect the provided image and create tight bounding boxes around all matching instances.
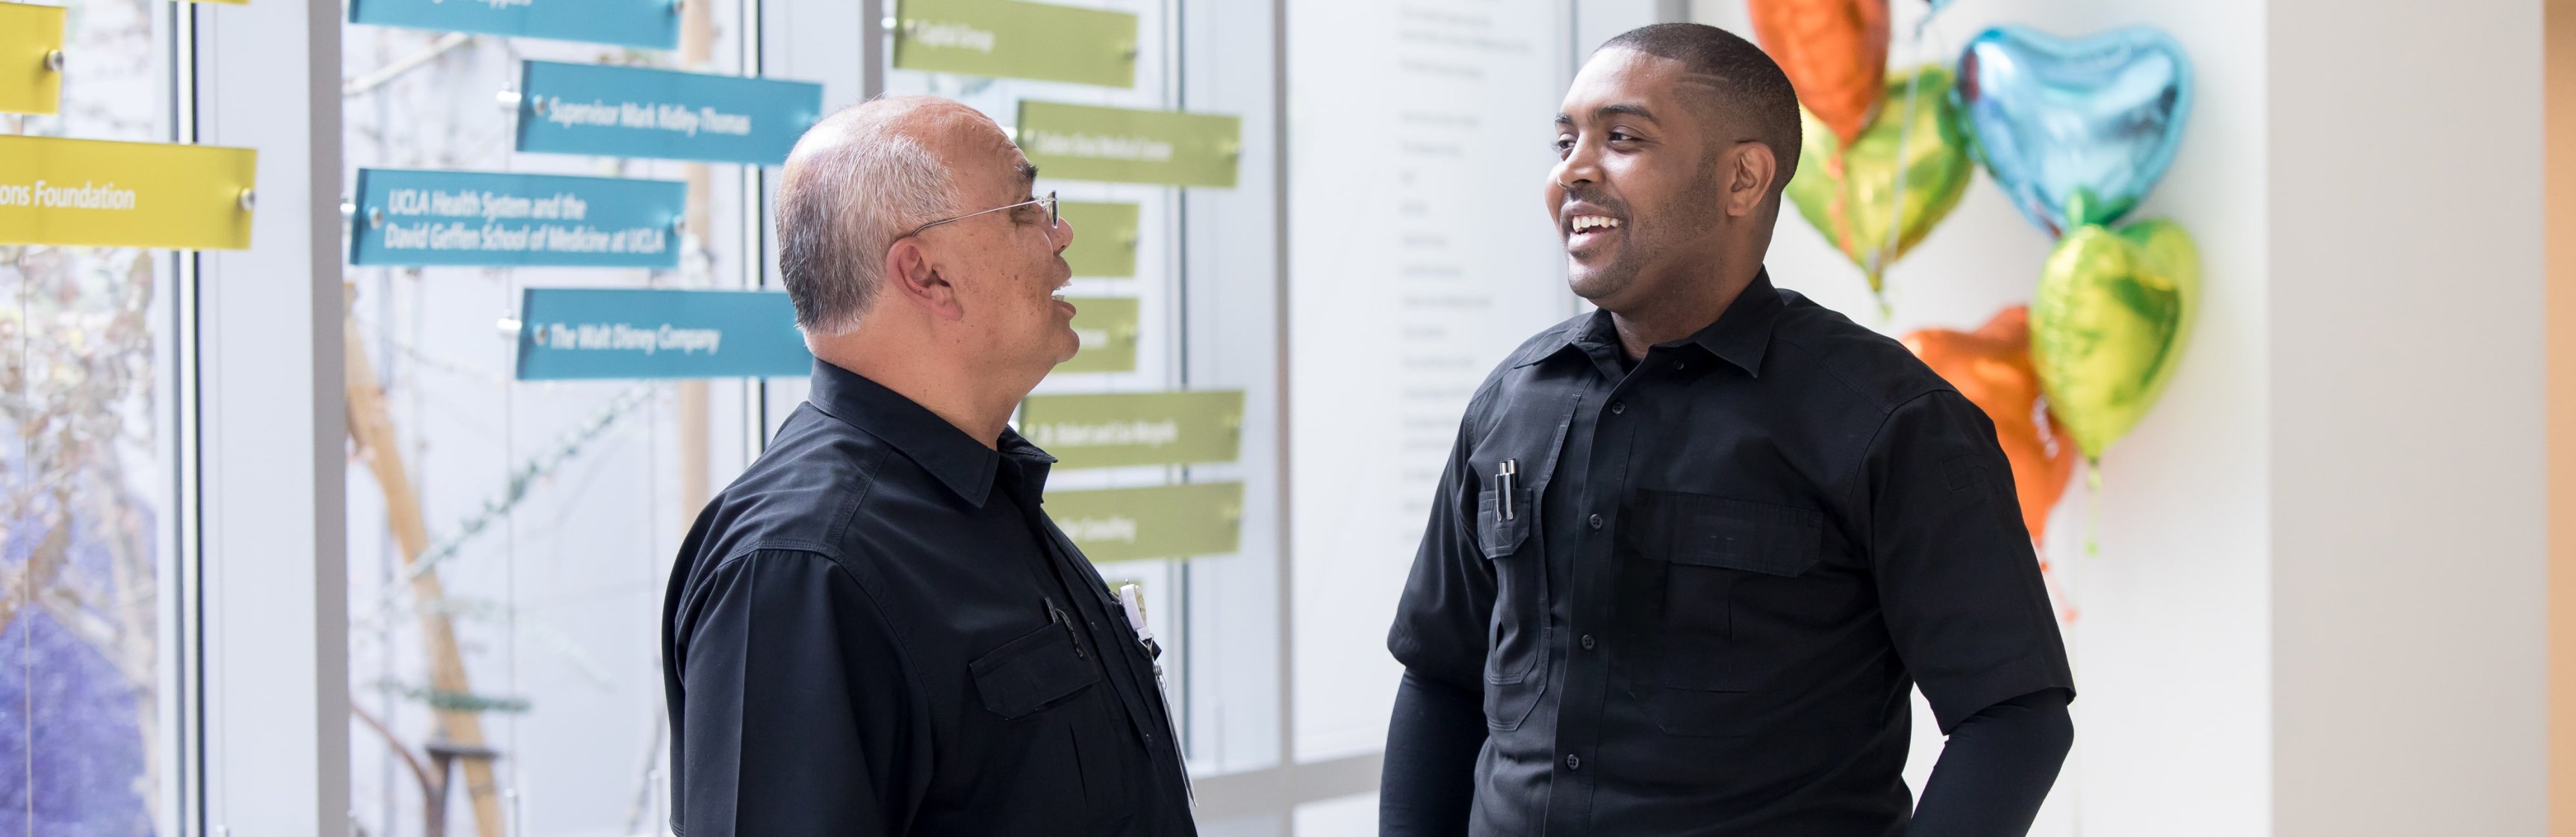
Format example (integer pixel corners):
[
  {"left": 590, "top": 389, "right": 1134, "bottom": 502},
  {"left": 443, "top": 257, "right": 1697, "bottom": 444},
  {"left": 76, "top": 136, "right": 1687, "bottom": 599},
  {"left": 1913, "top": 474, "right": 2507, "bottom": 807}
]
[
  {"left": 674, "top": 549, "right": 922, "bottom": 836},
  {"left": 1381, "top": 417, "right": 1498, "bottom": 836},
  {"left": 1858, "top": 391, "right": 2077, "bottom": 836},
  {"left": 1381, "top": 671, "right": 1486, "bottom": 837},
  {"left": 1907, "top": 688, "right": 2073, "bottom": 836}
]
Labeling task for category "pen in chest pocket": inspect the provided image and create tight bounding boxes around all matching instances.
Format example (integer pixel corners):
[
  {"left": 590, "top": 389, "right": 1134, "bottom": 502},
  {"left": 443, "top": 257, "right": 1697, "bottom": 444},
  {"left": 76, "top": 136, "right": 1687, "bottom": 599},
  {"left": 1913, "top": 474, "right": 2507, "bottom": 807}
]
[{"left": 1496, "top": 458, "right": 1519, "bottom": 520}]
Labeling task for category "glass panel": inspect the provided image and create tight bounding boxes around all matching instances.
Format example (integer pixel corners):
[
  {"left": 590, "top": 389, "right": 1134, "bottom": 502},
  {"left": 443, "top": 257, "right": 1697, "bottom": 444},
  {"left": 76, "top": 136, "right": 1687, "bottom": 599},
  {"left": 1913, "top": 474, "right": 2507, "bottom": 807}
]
[
  {"left": 881, "top": 0, "right": 1288, "bottom": 777},
  {"left": 340, "top": 3, "right": 759, "bottom": 834},
  {"left": 0, "top": 0, "right": 180, "bottom": 833}
]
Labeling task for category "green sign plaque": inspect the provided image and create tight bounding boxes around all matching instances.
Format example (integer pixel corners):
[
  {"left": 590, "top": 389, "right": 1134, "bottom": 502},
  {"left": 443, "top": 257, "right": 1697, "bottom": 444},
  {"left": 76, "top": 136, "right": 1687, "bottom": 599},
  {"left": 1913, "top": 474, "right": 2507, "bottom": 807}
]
[
  {"left": 1060, "top": 200, "right": 1139, "bottom": 277},
  {"left": 1021, "top": 390, "right": 1242, "bottom": 468},
  {"left": 1046, "top": 482, "right": 1244, "bottom": 562},
  {"left": 1017, "top": 101, "right": 1241, "bottom": 187},
  {"left": 1057, "top": 296, "right": 1140, "bottom": 373},
  {"left": 892, "top": 0, "right": 1138, "bottom": 88}
]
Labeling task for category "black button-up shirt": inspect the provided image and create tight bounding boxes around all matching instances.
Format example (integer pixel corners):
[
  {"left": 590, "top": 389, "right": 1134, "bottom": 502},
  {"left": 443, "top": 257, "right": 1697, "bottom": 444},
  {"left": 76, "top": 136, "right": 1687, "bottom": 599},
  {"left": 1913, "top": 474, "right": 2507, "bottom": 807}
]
[
  {"left": 1389, "top": 271, "right": 2074, "bottom": 836},
  {"left": 662, "top": 361, "right": 1195, "bottom": 836}
]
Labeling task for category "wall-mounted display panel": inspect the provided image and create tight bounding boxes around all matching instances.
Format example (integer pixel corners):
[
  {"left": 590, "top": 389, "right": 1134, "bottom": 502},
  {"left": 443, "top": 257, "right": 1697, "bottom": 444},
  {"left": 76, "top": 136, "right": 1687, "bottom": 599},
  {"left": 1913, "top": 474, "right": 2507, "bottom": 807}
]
[
  {"left": 349, "top": 0, "right": 683, "bottom": 49},
  {"left": 514, "top": 60, "right": 822, "bottom": 164},
  {"left": 350, "top": 169, "right": 688, "bottom": 268},
  {"left": 0, "top": 135, "right": 256, "bottom": 249},
  {"left": 892, "top": 0, "right": 1139, "bottom": 87}
]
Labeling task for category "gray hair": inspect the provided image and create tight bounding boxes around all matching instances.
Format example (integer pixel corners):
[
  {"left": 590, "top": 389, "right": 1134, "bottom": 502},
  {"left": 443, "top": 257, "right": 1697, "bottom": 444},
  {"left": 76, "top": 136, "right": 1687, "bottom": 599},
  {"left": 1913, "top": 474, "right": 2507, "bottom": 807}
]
[{"left": 777, "top": 98, "right": 962, "bottom": 335}]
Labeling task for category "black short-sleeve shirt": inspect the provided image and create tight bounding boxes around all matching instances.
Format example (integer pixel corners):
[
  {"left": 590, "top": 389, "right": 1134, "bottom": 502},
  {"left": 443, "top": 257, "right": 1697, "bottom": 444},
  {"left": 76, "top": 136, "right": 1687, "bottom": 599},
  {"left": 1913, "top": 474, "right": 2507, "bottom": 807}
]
[
  {"left": 1387, "top": 270, "right": 2074, "bottom": 836},
  {"left": 661, "top": 361, "right": 1195, "bottom": 836}
]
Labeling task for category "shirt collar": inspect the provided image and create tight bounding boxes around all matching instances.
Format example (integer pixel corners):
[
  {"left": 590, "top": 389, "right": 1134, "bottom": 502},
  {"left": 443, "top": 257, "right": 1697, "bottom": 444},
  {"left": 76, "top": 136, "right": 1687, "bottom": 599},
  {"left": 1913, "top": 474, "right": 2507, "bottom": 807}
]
[
  {"left": 805, "top": 359, "right": 1055, "bottom": 508},
  {"left": 1511, "top": 268, "right": 1785, "bottom": 378}
]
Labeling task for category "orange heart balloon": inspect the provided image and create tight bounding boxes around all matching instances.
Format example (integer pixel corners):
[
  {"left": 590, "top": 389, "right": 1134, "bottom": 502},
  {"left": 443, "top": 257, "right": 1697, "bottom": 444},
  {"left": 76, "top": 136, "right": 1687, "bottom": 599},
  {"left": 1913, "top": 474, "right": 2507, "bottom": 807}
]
[
  {"left": 1901, "top": 307, "right": 2078, "bottom": 543},
  {"left": 1747, "top": 0, "right": 1891, "bottom": 146}
]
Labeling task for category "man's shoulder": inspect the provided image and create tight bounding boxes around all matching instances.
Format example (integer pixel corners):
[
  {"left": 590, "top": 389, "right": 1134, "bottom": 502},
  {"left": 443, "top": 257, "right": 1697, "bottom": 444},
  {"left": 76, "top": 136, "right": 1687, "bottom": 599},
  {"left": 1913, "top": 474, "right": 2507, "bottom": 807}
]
[
  {"left": 1765, "top": 289, "right": 1955, "bottom": 414},
  {"left": 1462, "top": 312, "right": 1593, "bottom": 422},
  {"left": 689, "top": 405, "right": 900, "bottom": 565}
]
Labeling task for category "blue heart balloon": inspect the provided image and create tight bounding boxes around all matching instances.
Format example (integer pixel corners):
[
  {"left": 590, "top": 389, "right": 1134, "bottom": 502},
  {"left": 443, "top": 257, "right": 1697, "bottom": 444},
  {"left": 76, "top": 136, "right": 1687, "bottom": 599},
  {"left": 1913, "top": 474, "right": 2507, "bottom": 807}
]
[{"left": 1953, "top": 25, "right": 2193, "bottom": 236}]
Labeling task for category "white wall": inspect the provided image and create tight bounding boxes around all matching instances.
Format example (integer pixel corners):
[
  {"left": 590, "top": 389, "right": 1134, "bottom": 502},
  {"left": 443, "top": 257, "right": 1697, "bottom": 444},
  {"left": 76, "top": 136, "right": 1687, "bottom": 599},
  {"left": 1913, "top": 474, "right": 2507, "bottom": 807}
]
[{"left": 1693, "top": 0, "right": 2548, "bottom": 834}]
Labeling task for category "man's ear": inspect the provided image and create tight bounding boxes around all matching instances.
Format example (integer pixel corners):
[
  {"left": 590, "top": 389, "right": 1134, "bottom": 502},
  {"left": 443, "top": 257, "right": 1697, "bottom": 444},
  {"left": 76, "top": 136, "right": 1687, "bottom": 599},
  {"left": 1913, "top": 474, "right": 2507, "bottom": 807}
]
[
  {"left": 884, "top": 237, "right": 965, "bottom": 320},
  {"left": 1726, "top": 142, "right": 1779, "bottom": 218}
]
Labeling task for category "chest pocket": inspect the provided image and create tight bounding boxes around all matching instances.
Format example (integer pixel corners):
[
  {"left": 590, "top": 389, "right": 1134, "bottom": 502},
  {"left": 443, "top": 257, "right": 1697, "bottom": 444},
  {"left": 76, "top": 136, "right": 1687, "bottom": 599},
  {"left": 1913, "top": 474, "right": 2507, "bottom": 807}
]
[
  {"left": 968, "top": 620, "right": 1135, "bottom": 827},
  {"left": 970, "top": 620, "right": 1101, "bottom": 719},
  {"left": 1467, "top": 393, "right": 1578, "bottom": 732},
  {"left": 1635, "top": 491, "right": 1848, "bottom": 736}
]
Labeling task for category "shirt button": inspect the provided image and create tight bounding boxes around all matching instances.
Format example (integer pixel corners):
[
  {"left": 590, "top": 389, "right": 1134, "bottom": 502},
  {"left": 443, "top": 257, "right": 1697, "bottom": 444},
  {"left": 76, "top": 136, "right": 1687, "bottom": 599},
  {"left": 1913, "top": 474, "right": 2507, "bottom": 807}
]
[
  {"left": 1565, "top": 753, "right": 1582, "bottom": 771},
  {"left": 1589, "top": 514, "right": 1604, "bottom": 529},
  {"left": 1675, "top": 361, "right": 1686, "bottom": 370},
  {"left": 1580, "top": 634, "right": 1596, "bottom": 650},
  {"left": 1611, "top": 401, "right": 1625, "bottom": 414}
]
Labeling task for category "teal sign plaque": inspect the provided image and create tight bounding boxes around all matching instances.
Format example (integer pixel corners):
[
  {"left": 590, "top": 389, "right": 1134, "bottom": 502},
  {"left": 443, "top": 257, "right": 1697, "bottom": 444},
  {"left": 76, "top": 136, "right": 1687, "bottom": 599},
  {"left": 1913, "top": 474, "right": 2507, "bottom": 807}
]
[
  {"left": 516, "top": 288, "right": 811, "bottom": 380},
  {"left": 351, "top": 169, "right": 685, "bottom": 268},
  {"left": 350, "top": 0, "right": 679, "bottom": 50},
  {"left": 515, "top": 61, "right": 823, "bottom": 165}
]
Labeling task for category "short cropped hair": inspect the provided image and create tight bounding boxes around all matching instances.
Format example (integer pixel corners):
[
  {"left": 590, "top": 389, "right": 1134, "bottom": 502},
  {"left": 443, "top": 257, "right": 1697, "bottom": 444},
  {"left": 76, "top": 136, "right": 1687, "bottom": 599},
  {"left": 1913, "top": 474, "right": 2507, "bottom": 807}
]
[
  {"left": 776, "top": 98, "right": 961, "bottom": 335},
  {"left": 1598, "top": 23, "right": 1803, "bottom": 196}
]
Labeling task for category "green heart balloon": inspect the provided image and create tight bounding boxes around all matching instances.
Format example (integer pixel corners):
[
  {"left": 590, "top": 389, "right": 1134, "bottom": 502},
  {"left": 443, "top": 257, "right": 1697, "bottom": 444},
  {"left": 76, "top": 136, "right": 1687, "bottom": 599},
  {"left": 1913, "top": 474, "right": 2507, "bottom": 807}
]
[
  {"left": 1785, "top": 65, "right": 1975, "bottom": 294},
  {"left": 2029, "top": 220, "right": 2200, "bottom": 461}
]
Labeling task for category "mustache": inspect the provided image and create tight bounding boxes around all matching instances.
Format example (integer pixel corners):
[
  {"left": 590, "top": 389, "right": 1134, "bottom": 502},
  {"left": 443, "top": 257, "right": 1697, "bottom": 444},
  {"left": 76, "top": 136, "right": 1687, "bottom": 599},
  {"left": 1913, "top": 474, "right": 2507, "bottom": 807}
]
[{"left": 1558, "top": 184, "right": 1626, "bottom": 217}]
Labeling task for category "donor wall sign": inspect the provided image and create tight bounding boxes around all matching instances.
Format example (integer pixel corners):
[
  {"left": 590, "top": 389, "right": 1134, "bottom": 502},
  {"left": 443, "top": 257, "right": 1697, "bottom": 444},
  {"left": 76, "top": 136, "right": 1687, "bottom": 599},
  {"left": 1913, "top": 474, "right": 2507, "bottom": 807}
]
[
  {"left": 1046, "top": 482, "right": 1244, "bottom": 562},
  {"left": 0, "top": 135, "right": 257, "bottom": 250},
  {"left": 349, "top": 0, "right": 680, "bottom": 49},
  {"left": 516, "top": 288, "right": 810, "bottom": 380},
  {"left": 892, "top": 0, "right": 1139, "bottom": 88},
  {"left": 1015, "top": 101, "right": 1240, "bottom": 187},
  {"left": 1057, "top": 296, "right": 1139, "bottom": 373},
  {"left": 1020, "top": 391, "right": 1244, "bottom": 469},
  {"left": 350, "top": 168, "right": 686, "bottom": 268},
  {"left": 515, "top": 60, "right": 822, "bottom": 165},
  {"left": 0, "top": 3, "right": 65, "bottom": 115}
]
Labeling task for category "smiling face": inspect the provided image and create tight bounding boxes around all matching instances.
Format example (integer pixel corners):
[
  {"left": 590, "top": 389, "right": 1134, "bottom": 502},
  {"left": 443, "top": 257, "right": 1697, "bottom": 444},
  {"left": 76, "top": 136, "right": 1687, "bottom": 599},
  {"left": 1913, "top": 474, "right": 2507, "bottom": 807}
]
[
  {"left": 913, "top": 113, "right": 1081, "bottom": 369},
  {"left": 1547, "top": 48, "right": 1764, "bottom": 312}
]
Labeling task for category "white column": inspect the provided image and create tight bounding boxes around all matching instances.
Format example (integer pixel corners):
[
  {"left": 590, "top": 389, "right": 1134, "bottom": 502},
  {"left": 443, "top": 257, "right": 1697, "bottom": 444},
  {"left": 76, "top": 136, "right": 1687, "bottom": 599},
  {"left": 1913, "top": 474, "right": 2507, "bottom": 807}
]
[{"left": 192, "top": 0, "right": 349, "bottom": 830}]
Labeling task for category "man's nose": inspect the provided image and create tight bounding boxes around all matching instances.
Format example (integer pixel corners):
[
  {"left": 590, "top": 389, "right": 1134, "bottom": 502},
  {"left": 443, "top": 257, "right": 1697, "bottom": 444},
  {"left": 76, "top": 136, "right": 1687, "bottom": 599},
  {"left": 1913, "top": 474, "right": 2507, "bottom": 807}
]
[
  {"left": 1553, "top": 137, "right": 1603, "bottom": 188},
  {"left": 1052, "top": 214, "right": 1077, "bottom": 255}
]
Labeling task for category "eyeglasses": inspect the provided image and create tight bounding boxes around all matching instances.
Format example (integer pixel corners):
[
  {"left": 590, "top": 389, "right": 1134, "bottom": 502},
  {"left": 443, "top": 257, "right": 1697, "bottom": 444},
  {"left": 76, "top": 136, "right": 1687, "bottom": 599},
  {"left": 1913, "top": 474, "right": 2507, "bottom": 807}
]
[{"left": 900, "top": 191, "right": 1059, "bottom": 240}]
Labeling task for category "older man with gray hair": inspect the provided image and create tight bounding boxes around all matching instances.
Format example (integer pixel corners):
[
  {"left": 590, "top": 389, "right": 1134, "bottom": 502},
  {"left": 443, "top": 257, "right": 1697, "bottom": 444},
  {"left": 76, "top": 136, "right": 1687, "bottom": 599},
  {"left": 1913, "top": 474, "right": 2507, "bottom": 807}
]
[{"left": 661, "top": 96, "right": 1198, "bottom": 836}]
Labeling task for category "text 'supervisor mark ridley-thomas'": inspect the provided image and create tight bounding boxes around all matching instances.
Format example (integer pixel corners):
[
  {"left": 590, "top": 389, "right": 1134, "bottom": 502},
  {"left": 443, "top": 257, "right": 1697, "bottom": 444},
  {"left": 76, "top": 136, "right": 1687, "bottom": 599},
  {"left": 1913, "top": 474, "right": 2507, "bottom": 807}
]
[{"left": 514, "top": 60, "right": 823, "bottom": 166}]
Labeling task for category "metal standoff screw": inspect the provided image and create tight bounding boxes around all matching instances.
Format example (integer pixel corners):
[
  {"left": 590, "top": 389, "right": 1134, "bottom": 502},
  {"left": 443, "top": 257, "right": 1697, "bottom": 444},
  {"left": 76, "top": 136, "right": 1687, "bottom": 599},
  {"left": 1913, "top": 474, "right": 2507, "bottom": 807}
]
[
  {"left": 43, "top": 50, "right": 64, "bottom": 72},
  {"left": 368, "top": 207, "right": 386, "bottom": 228},
  {"left": 237, "top": 189, "right": 256, "bottom": 212},
  {"left": 532, "top": 96, "right": 550, "bottom": 116}
]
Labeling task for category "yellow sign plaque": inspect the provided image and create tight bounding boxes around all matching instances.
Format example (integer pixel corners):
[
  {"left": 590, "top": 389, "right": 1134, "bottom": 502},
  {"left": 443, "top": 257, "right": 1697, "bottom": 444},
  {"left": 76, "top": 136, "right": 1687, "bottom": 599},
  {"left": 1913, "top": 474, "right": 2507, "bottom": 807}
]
[
  {"left": 0, "top": 135, "right": 258, "bottom": 250},
  {"left": 0, "top": 4, "right": 65, "bottom": 115}
]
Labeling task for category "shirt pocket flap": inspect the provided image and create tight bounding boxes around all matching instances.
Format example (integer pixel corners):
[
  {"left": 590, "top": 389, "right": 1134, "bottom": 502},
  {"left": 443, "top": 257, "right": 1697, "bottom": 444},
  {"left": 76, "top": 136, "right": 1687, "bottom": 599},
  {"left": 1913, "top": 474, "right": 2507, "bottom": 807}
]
[
  {"left": 968, "top": 622, "right": 1102, "bottom": 721},
  {"left": 1652, "top": 493, "right": 1825, "bottom": 577},
  {"left": 1476, "top": 486, "right": 1537, "bottom": 558}
]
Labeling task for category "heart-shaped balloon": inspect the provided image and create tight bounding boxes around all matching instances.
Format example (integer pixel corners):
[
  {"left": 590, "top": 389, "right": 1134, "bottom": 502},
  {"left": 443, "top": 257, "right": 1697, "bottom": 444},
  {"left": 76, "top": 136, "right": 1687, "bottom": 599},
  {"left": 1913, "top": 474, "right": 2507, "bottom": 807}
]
[
  {"left": 1903, "top": 306, "right": 2077, "bottom": 543},
  {"left": 1785, "top": 65, "right": 1973, "bottom": 293},
  {"left": 1954, "top": 25, "right": 2193, "bottom": 236},
  {"left": 2029, "top": 220, "right": 2199, "bottom": 461},
  {"left": 1748, "top": 0, "right": 1891, "bottom": 146}
]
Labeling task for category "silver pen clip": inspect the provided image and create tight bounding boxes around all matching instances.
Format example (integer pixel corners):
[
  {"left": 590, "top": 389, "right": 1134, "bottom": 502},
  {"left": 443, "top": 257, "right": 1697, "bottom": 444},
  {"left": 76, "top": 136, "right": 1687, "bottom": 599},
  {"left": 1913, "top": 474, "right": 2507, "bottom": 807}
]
[{"left": 1497, "top": 458, "right": 1519, "bottom": 520}]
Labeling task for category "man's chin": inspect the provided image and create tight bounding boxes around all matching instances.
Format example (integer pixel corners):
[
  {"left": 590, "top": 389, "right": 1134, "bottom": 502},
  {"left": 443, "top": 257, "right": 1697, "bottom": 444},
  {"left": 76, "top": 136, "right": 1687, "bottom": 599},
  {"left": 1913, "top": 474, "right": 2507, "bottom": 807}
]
[{"left": 1567, "top": 267, "right": 1625, "bottom": 302}]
